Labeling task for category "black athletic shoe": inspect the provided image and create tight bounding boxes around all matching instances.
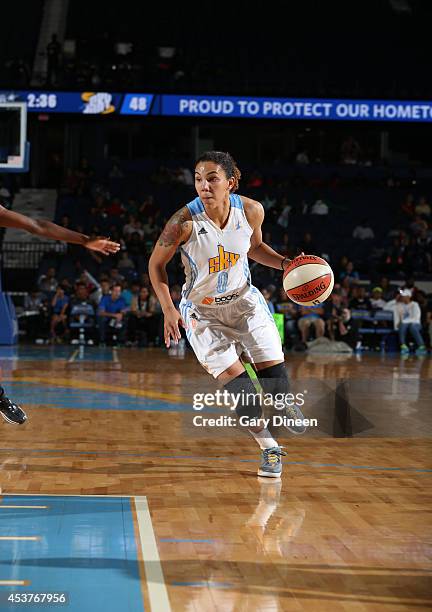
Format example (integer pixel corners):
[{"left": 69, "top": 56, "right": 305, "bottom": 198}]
[{"left": 0, "top": 387, "right": 27, "bottom": 425}]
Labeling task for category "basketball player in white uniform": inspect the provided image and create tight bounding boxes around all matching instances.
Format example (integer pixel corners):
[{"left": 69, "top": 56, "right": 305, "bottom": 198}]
[
  {"left": 149, "top": 151, "right": 306, "bottom": 477},
  {"left": 0, "top": 203, "right": 120, "bottom": 425}
]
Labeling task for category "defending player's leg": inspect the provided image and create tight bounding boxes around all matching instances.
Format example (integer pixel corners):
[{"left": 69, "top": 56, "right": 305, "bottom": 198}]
[
  {"left": 220, "top": 362, "right": 286, "bottom": 478},
  {"left": 255, "top": 361, "right": 307, "bottom": 435},
  {"left": 0, "top": 386, "right": 27, "bottom": 425}
]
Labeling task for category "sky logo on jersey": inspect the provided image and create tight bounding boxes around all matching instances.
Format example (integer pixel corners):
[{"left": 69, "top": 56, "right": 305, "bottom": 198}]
[{"left": 208, "top": 245, "right": 240, "bottom": 274}]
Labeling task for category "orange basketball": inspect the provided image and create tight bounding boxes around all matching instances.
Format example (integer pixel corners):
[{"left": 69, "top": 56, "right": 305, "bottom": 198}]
[{"left": 283, "top": 254, "right": 334, "bottom": 306}]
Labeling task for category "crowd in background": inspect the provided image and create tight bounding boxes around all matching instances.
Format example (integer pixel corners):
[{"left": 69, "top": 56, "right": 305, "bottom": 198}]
[{"left": 6, "top": 157, "right": 430, "bottom": 354}]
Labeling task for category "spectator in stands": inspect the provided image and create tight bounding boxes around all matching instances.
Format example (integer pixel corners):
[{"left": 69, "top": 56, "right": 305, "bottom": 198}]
[
  {"left": 340, "top": 277, "right": 351, "bottom": 305},
  {"left": 68, "top": 283, "right": 95, "bottom": 345},
  {"left": 22, "top": 291, "right": 46, "bottom": 342},
  {"left": 139, "top": 195, "right": 157, "bottom": 218},
  {"left": 352, "top": 219, "right": 375, "bottom": 240},
  {"left": 325, "top": 292, "right": 343, "bottom": 340},
  {"left": 341, "top": 136, "right": 361, "bottom": 164},
  {"left": 379, "top": 276, "right": 397, "bottom": 302},
  {"left": 333, "top": 307, "right": 360, "bottom": 349},
  {"left": 349, "top": 286, "right": 371, "bottom": 311},
  {"left": 311, "top": 199, "right": 329, "bottom": 215},
  {"left": 59, "top": 278, "right": 73, "bottom": 294},
  {"left": 50, "top": 287, "right": 69, "bottom": 342},
  {"left": 97, "top": 283, "right": 128, "bottom": 346},
  {"left": 123, "top": 215, "right": 139, "bottom": 238},
  {"left": 126, "top": 232, "right": 146, "bottom": 271},
  {"left": 175, "top": 165, "right": 194, "bottom": 186},
  {"left": 129, "top": 286, "right": 155, "bottom": 346},
  {"left": 278, "top": 233, "right": 294, "bottom": 259},
  {"left": 400, "top": 193, "right": 415, "bottom": 219},
  {"left": 299, "top": 232, "right": 318, "bottom": 255},
  {"left": 336, "top": 255, "right": 349, "bottom": 278},
  {"left": 143, "top": 216, "right": 158, "bottom": 237},
  {"left": 297, "top": 305, "right": 325, "bottom": 343},
  {"left": 262, "top": 193, "right": 277, "bottom": 211},
  {"left": 108, "top": 163, "right": 125, "bottom": 179},
  {"left": 275, "top": 287, "right": 298, "bottom": 344},
  {"left": 148, "top": 286, "right": 163, "bottom": 345},
  {"left": 394, "top": 289, "right": 427, "bottom": 355},
  {"left": 415, "top": 196, "right": 431, "bottom": 218},
  {"left": 339, "top": 261, "right": 359, "bottom": 285},
  {"left": 140, "top": 272, "right": 151, "bottom": 288},
  {"left": 90, "top": 278, "right": 111, "bottom": 306},
  {"left": 262, "top": 288, "right": 275, "bottom": 314},
  {"left": 370, "top": 287, "right": 386, "bottom": 310},
  {"left": 410, "top": 215, "right": 428, "bottom": 236},
  {"left": 118, "top": 250, "right": 136, "bottom": 273},
  {"left": 415, "top": 228, "right": 432, "bottom": 274},
  {"left": 106, "top": 197, "right": 124, "bottom": 217},
  {"left": 121, "top": 280, "right": 140, "bottom": 308},
  {"left": 108, "top": 267, "right": 125, "bottom": 285},
  {"left": 276, "top": 197, "right": 292, "bottom": 229},
  {"left": 295, "top": 149, "right": 309, "bottom": 165},
  {"left": 125, "top": 197, "right": 139, "bottom": 216},
  {"left": 38, "top": 267, "right": 58, "bottom": 295},
  {"left": 24, "top": 291, "right": 43, "bottom": 312}
]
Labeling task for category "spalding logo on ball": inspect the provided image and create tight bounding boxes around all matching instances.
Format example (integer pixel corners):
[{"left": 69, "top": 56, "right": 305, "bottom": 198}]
[{"left": 283, "top": 254, "right": 334, "bottom": 306}]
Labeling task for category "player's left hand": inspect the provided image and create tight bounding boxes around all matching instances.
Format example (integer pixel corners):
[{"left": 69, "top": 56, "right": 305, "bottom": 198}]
[{"left": 84, "top": 237, "right": 121, "bottom": 255}]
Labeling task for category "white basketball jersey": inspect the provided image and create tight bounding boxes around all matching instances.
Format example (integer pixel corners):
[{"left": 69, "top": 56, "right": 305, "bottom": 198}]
[{"left": 180, "top": 193, "right": 253, "bottom": 306}]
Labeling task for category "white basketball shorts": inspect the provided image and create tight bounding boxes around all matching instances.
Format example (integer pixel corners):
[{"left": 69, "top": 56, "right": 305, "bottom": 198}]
[{"left": 179, "top": 286, "right": 284, "bottom": 378}]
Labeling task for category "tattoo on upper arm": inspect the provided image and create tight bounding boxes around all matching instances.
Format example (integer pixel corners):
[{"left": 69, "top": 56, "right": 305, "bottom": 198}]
[{"left": 158, "top": 208, "right": 189, "bottom": 247}]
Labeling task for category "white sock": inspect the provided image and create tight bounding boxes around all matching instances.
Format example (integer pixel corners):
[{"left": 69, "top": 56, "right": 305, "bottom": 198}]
[{"left": 249, "top": 428, "right": 278, "bottom": 450}]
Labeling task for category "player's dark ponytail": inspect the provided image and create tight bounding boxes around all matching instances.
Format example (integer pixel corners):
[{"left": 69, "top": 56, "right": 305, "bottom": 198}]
[{"left": 195, "top": 151, "right": 241, "bottom": 192}]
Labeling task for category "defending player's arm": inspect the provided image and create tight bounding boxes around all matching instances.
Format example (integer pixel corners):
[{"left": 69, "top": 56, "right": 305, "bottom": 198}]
[
  {"left": 0, "top": 204, "right": 120, "bottom": 255},
  {"left": 149, "top": 207, "right": 193, "bottom": 347},
  {"left": 244, "top": 198, "right": 291, "bottom": 270}
]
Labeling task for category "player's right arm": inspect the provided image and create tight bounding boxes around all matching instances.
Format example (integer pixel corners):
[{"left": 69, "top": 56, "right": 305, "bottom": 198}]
[
  {"left": 149, "top": 206, "right": 192, "bottom": 347},
  {"left": 0, "top": 205, "right": 120, "bottom": 255}
]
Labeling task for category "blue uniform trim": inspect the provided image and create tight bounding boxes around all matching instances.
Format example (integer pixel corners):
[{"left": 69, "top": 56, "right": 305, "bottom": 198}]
[
  {"left": 252, "top": 287, "right": 274, "bottom": 322},
  {"left": 180, "top": 248, "right": 198, "bottom": 299},
  {"left": 243, "top": 261, "right": 251, "bottom": 286},
  {"left": 229, "top": 193, "right": 243, "bottom": 209},
  {"left": 179, "top": 300, "right": 193, "bottom": 340},
  {"left": 187, "top": 197, "right": 205, "bottom": 216}
]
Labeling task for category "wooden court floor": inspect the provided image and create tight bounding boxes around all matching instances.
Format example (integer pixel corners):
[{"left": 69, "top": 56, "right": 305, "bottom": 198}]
[{"left": 0, "top": 346, "right": 431, "bottom": 611}]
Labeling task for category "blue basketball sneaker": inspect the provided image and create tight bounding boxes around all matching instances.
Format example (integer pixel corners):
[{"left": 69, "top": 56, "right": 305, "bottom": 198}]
[
  {"left": 280, "top": 403, "right": 307, "bottom": 435},
  {"left": 258, "top": 447, "right": 286, "bottom": 478}
]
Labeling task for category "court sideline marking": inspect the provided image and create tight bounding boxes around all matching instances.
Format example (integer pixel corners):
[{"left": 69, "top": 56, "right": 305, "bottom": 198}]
[
  {"left": 0, "top": 493, "right": 170, "bottom": 611},
  {"left": 134, "top": 496, "right": 171, "bottom": 611}
]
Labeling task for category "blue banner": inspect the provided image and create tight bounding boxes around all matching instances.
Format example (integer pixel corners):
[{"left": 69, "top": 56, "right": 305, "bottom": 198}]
[
  {"left": 161, "top": 94, "right": 432, "bottom": 122},
  {"left": 1, "top": 90, "right": 432, "bottom": 122},
  {"left": 0, "top": 91, "right": 153, "bottom": 115}
]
